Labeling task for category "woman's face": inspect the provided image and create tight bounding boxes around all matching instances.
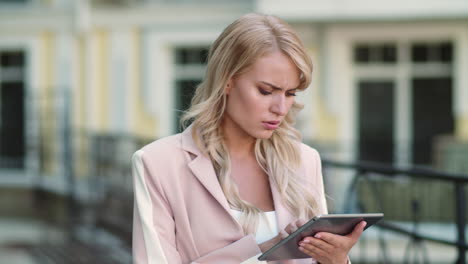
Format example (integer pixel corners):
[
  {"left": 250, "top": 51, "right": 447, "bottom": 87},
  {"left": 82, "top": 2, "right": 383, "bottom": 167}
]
[{"left": 223, "top": 51, "right": 301, "bottom": 140}]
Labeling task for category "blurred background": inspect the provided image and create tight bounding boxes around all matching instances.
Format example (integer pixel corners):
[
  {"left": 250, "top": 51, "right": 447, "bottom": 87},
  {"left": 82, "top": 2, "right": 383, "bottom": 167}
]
[{"left": 0, "top": 0, "right": 467, "bottom": 263}]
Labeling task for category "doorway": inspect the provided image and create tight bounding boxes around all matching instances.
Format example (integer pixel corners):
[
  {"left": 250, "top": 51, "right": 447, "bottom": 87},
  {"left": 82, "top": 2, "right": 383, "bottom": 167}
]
[
  {"left": 358, "top": 81, "right": 395, "bottom": 164},
  {"left": 412, "top": 77, "right": 454, "bottom": 165},
  {"left": 0, "top": 50, "right": 25, "bottom": 169}
]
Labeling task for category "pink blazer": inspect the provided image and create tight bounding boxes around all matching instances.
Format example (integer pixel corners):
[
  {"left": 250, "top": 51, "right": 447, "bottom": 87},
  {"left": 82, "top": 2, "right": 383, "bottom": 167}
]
[{"left": 132, "top": 126, "right": 328, "bottom": 264}]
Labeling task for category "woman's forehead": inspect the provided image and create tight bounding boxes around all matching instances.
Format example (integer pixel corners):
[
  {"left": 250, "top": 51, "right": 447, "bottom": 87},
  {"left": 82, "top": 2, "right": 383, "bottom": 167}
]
[{"left": 244, "top": 52, "right": 301, "bottom": 89}]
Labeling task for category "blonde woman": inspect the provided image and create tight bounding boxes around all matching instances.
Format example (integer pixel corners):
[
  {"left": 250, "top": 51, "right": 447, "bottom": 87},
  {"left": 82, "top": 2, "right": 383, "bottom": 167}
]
[{"left": 132, "top": 13, "right": 365, "bottom": 264}]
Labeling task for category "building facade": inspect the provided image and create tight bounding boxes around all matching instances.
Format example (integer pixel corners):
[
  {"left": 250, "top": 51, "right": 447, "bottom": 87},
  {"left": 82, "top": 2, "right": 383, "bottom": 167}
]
[{"left": 1, "top": 0, "right": 467, "bottom": 202}]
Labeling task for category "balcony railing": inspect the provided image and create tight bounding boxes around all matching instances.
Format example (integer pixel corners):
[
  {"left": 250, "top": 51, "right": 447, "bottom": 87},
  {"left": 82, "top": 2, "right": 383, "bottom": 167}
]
[{"left": 323, "top": 159, "right": 467, "bottom": 264}]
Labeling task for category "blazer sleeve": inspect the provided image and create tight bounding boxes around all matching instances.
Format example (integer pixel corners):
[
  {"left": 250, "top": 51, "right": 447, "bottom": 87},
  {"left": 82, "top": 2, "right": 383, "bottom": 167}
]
[
  {"left": 132, "top": 150, "right": 181, "bottom": 264},
  {"left": 132, "top": 150, "right": 264, "bottom": 264},
  {"left": 191, "top": 239, "right": 263, "bottom": 264}
]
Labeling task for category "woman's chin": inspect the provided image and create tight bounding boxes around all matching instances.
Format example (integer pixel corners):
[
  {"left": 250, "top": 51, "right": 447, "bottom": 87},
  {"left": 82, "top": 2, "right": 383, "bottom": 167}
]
[{"left": 255, "top": 130, "right": 275, "bottom": 139}]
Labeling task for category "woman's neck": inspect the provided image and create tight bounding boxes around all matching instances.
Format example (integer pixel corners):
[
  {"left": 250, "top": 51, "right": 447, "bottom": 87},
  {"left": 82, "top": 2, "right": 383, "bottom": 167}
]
[{"left": 222, "top": 120, "right": 256, "bottom": 159}]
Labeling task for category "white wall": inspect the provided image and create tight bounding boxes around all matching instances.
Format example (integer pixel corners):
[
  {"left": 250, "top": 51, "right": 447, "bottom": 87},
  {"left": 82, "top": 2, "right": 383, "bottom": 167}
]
[{"left": 257, "top": 0, "right": 468, "bottom": 21}]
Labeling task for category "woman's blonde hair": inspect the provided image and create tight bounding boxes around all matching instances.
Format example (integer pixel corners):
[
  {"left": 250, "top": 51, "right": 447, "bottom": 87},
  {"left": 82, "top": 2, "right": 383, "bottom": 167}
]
[{"left": 181, "top": 13, "right": 319, "bottom": 234}]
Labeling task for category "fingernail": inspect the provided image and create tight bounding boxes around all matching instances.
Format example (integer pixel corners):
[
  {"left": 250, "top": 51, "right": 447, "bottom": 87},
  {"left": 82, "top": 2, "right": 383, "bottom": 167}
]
[
  {"left": 299, "top": 246, "right": 304, "bottom": 251},
  {"left": 314, "top": 234, "right": 321, "bottom": 238},
  {"left": 362, "top": 221, "right": 367, "bottom": 227},
  {"left": 303, "top": 239, "right": 310, "bottom": 243}
]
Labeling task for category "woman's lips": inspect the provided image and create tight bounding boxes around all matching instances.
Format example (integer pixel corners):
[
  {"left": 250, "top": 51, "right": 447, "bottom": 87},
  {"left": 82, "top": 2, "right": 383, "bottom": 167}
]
[{"left": 262, "top": 121, "right": 280, "bottom": 130}]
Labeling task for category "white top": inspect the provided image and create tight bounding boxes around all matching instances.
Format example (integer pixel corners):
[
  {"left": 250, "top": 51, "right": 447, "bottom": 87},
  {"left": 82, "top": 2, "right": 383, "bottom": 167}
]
[{"left": 230, "top": 209, "right": 278, "bottom": 244}]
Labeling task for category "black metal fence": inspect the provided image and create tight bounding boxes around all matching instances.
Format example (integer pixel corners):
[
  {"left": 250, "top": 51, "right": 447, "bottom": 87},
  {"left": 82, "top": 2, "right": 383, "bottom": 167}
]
[{"left": 323, "top": 159, "right": 468, "bottom": 264}]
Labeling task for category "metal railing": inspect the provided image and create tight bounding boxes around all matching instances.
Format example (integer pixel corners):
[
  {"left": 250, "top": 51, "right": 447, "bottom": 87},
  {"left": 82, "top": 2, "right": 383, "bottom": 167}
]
[{"left": 323, "top": 159, "right": 467, "bottom": 264}]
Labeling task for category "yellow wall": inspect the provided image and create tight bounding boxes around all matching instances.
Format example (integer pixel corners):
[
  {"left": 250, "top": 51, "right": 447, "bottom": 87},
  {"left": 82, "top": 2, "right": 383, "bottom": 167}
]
[
  {"left": 73, "top": 30, "right": 111, "bottom": 176},
  {"left": 39, "top": 31, "right": 56, "bottom": 175},
  {"left": 456, "top": 116, "right": 468, "bottom": 140},
  {"left": 314, "top": 99, "right": 338, "bottom": 141},
  {"left": 131, "top": 29, "right": 157, "bottom": 139},
  {"left": 41, "top": 0, "right": 54, "bottom": 6},
  {"left": 75, "top": 36, "right": 85, "bottom": 133},
  {"left": 94, "top": 29, "right": 110, "bottom": 132},
  {"left": 74, "top": 35, "right": 88, "bottom": 177},
  {"left": 307, "top": 45, "right": 339, "bottom": 142}
]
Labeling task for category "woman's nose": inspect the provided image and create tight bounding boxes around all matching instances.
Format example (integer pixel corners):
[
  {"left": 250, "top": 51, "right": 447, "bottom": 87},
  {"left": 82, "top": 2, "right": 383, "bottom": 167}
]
[{"left": 271, "top": 95, "right": 288, "bottom": 116}]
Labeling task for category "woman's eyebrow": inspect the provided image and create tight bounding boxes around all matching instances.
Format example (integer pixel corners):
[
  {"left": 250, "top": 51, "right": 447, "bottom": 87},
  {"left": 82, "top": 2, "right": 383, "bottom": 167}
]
[{"left": 260, "top": 81, "right": 298, "bottom": 91}]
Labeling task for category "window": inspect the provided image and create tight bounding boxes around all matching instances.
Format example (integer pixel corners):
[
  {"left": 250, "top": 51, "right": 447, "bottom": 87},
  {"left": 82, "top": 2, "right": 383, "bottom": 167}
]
[
  {"left": 411, "top": 42, "right": 453, "bottom": 63},
  {"left": 358, "top": 81, "right": 395, "bottom": 163},
  {"left": 173, "top": 47, "right": 209, "bottom": 132},
  {"left": 0, "top": 50, "right": 25, "bottom": 169},
  {"left": 353, "top": 40, "right": 453, "bottom": 166},
  {"left": 354, "top": 43, "right": 397, "bottom": 64},
  {"left": 175, "top": 47, "right": 209, "bottom": 65}
]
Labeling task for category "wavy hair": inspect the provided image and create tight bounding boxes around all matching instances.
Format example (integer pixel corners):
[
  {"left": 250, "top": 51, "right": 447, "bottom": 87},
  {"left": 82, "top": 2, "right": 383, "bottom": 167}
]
[{"left": 181, "top": 13, "right": 319, "bottom": 234}]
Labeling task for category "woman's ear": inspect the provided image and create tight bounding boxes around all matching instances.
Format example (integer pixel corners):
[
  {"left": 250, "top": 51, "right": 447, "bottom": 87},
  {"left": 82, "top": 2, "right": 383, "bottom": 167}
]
[{"left": 225, "top": 79, "right": 233, "bottom": 95}]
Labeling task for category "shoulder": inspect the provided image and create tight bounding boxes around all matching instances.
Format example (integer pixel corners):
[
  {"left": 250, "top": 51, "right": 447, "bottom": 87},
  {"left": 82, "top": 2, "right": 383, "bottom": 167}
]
[
  {"left": 142, "top": 133, "right": 183, "bottom": 154},
  {"left": 297, "top": 142, "right": 323, "bottom": 177},
  {"left": 132, "top": 133, "right": 185, "bottom": 165},
  {"left": 298, "top": 142, "right": 321, "bottom": 161}
]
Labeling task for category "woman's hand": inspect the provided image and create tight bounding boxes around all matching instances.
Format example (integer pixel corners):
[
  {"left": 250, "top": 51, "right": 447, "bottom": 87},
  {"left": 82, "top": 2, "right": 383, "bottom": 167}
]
[
  {"left": 298, "top": 221, "right": 367, "bottom": 264},
  {"left": 258, "top": 219, "right": 306, "bottom": 253}
]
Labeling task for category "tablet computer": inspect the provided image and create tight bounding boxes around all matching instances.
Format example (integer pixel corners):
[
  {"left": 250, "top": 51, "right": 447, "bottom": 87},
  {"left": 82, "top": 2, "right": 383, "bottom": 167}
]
[{"left": 258, "top": 213, "right": 384, "bottom": 261}]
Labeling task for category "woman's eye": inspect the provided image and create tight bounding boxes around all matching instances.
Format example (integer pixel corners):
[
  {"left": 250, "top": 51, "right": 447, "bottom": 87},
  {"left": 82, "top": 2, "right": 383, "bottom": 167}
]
[
  {"left": 286, "top": 92, "right": 297, "bottom": 97},
  {"left": 259, "top": 88, "right": 272, "bottom": 95}
]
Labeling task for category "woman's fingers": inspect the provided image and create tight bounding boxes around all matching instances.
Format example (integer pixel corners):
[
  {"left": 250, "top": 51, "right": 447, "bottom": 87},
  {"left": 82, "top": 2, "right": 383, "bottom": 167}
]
[
  {"left": 298, "top": 241, "right": 328, "bottom": 261},
  {"left": 296, "top": 219, "right": 306, "bottom": 227},
  {"left": 312, "top": 220, "right": 367, "bottom": 246},
  {"left": 300, "top": 237, "right": 333, "bottom": 252},
  {"left": 296, "top": 221, "right": 367, "bottom": 264},
  {"left": 284, "top": 221, "right": 298, "bottom": 234},
  {"left": 314, "top": 232, "right": 336, "bottom": 245},
  {"left": 284, "top": 219, "right": 307, "bottom": 234},
  {"left": 348, "top": 221, "right": 366, "bottom": 241},
  {"left": 279, "top": 230, "right": 289, "bottom": 239}
]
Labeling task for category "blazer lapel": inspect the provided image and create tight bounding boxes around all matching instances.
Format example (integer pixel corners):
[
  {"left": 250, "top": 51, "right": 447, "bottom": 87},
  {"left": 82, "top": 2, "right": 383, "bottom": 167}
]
[
  {"left": 187, "top": 155, "right": 232, "bottom": 212},
  {"left": 181, "top": 126, "right": 235, "bottom": 218}
]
